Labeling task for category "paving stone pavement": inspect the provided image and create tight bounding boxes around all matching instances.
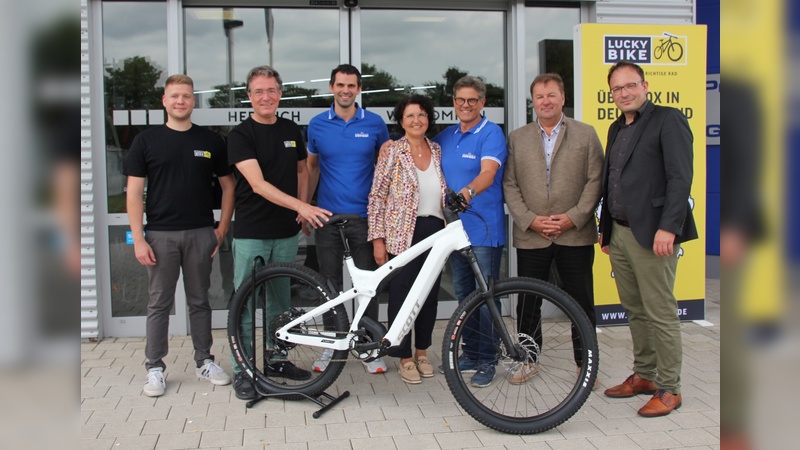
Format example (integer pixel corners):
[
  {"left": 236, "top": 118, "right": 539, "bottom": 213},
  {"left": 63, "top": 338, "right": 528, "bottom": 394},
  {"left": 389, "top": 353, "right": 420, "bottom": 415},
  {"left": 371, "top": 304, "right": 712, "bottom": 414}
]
[{"left": 81, "top": 279, "right": 720, "bottom": 449}]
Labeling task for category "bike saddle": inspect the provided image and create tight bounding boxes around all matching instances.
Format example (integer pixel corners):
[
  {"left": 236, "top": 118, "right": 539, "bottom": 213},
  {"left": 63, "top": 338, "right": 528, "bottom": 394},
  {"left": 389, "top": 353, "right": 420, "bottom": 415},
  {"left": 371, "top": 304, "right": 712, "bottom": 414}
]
[{"left": 325, "top": 214, "right": 362, "bottom": 227}]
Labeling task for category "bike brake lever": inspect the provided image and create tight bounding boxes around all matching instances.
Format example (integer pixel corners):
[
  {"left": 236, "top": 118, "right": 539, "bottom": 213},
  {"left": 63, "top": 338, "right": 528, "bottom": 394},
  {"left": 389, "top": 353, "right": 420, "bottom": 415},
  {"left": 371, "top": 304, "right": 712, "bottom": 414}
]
[{"left": 445, "top": 187, "right": 469, "bottom": 213}]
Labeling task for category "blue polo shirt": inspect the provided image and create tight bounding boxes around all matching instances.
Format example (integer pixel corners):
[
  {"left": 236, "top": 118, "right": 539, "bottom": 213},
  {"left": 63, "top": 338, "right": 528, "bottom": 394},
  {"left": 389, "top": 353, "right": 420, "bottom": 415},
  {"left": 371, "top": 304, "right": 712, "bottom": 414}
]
[
  {"left": 307, "top": 103, "right": 390, "bottom": 216},
  {"left": 434, "top": 117, "right": 507, "bottom": 247}
]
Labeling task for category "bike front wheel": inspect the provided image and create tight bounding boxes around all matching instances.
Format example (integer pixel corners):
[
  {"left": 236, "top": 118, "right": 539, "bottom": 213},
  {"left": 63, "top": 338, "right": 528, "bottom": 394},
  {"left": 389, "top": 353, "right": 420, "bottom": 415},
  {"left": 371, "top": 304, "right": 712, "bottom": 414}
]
[
  {"left": 442, "top": 277, "right": 598, "bottom": 434},
  {"left": 227, "top": 263, "right": 350, "bottom": 399}
]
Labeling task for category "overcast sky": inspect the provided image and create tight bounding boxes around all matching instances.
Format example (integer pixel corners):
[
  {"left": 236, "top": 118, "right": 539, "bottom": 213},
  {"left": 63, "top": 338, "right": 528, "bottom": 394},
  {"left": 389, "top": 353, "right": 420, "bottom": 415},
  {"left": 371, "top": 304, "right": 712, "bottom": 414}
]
[{"left": 102, "top": 4, "right": 580, "bottom": 106}]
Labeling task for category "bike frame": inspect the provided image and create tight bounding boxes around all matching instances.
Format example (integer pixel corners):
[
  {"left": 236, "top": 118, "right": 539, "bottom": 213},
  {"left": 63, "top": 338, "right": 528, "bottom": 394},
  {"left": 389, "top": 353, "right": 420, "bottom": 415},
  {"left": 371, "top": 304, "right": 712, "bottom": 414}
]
[{"left": 274, "top": 217, "right": 475, "bottom": 351}]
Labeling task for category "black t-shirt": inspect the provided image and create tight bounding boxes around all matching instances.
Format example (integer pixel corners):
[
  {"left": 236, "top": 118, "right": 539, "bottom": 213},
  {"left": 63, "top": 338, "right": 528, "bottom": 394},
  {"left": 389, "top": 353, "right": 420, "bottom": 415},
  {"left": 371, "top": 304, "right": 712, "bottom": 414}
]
[
  {"left": 124, "top": 124, "right": 231, "bottom": 231},
  {"left": 227, "top": 116, "right": 307, "bottom": 239}
]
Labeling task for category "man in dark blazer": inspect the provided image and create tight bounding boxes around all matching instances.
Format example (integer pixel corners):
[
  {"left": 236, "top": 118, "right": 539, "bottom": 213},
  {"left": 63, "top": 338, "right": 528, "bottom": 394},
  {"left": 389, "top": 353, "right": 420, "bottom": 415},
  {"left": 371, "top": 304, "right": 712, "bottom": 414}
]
[
  {"left": 504, "top": 73, "right": 604, "bottom": 387},
  {"left": 598, "top": 61, "right": 697, "bottom": 417}
]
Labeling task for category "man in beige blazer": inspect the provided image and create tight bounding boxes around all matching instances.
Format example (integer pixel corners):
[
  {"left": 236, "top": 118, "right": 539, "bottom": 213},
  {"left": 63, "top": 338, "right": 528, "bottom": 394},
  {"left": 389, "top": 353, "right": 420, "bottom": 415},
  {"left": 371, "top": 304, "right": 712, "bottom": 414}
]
[{"left": 503, "top": 73, "right": 604, "bottom": 385}]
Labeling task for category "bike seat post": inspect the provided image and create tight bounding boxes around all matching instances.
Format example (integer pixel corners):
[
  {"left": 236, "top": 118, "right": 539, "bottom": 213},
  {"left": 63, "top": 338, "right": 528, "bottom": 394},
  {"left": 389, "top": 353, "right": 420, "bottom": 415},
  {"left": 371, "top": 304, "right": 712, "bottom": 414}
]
[{"left": 335, "top": 222, "right": 352, "bottom": 259}]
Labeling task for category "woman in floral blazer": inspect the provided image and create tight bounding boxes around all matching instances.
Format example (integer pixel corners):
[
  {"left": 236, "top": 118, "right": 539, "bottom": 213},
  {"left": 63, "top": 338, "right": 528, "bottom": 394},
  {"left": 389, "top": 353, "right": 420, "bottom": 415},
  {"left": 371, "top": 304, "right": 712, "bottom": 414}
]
[{"left": 367, "top": 95, "right": 447, "bottom": 385}]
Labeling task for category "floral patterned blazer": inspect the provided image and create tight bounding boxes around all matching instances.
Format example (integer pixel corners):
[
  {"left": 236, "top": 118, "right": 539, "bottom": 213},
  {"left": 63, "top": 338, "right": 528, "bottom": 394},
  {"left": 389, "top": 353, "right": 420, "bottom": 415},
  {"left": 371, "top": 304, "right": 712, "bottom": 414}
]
[{"left": 367, "top": 136, "right": 447, "bottom": 255}]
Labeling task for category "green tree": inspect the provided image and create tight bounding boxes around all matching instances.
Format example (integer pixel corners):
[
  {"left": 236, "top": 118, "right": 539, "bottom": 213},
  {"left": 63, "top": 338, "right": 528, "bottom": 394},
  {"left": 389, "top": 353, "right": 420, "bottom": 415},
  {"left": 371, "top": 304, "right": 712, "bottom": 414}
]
[
  {"left": 207, "top": 82, "right": 249, "bottom": 108},
  {"left": 104, "top": 56, "right": 163, "bottom": 110},
  {"left": 280, "top": 84, "right": 328, "bottom": 107},
  {"left": 424, "top": 67, "right": 504, "bottom": 107},
  {"left": 360, "top": 62, "right": 404, "bottom": 108},
  {"left": 207, "top": 83, "right": 328, "bottom": 108}
]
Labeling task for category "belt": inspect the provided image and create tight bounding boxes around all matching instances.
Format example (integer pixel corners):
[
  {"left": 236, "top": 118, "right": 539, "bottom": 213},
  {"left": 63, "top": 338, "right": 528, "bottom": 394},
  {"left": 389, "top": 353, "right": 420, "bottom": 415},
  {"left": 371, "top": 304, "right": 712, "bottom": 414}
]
[{"left": 613, "top": 218, "right": 630, "bottom": 227}]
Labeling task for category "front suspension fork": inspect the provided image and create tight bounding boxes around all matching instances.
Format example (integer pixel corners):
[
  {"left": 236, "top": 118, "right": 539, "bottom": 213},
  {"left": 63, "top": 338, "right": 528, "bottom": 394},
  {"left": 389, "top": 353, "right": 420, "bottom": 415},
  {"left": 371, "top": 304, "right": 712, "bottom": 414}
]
[{"left": 459, "top": 247, "right": 522, "bottom": 361}]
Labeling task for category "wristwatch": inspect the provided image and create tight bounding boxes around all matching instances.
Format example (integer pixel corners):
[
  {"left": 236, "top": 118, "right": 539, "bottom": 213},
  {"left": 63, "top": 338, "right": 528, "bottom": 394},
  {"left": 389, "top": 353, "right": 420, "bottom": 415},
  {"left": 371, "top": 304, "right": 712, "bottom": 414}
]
[{"left": 466, "top": 186, "right": 477, "bottom": 198}]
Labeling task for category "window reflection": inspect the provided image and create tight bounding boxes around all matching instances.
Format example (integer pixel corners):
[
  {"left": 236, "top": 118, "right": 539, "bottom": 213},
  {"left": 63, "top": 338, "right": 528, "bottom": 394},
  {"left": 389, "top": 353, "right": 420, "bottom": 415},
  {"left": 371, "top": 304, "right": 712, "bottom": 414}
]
[
  {"left": 360, "top": 9, "right": 505, "bottom": 139},
  {"left": 524, "top": 5, "right": 580, "bottom": 122},
  {"left": 103, "top": 1, "right": 168, "bottom": 214},
  {"left": 184, "top": 7, "right": 342, "bottom": 311},
  {"left": 184, "top": 7, "right": 339, "bottom": 110},
  {"left": 108, "top": 225, "right": 153, "bottom": 317},
  {"left": 360, "top": 9, "right": 507, "bottom": 304}
]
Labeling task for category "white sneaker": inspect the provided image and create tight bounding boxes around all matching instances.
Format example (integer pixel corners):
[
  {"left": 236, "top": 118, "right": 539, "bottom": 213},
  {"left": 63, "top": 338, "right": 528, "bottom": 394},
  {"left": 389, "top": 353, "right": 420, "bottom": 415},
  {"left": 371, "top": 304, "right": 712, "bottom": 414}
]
[
  {"left": 196, "top": 359, "right": 231, "bottom": 386},
  {"left": 312, "top": 348, "right": 335, "bottom": 372},
  {"left": 143, "top": 368, "right": 166, "bottom": 397},
  {"left": 363, "top": 357, "right": 388, "bottom": 374}
]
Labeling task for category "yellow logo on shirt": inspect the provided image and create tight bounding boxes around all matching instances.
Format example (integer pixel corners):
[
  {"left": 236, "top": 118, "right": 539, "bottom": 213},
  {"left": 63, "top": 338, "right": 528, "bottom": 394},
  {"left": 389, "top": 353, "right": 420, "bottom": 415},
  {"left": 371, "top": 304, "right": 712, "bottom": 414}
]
[
  {"left": 284, "top": 141, "right": 297, "bottom": 148},
  {"left": 193, "top": 150, "right": 211, "bottom": 159}
]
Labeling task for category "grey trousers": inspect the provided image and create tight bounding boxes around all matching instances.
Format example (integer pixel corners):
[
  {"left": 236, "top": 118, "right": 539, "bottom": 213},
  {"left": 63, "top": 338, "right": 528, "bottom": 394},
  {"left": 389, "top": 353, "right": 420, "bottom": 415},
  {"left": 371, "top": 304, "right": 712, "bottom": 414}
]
[{"left": 144, "top": 227, "right": 217, "bottom": 371}]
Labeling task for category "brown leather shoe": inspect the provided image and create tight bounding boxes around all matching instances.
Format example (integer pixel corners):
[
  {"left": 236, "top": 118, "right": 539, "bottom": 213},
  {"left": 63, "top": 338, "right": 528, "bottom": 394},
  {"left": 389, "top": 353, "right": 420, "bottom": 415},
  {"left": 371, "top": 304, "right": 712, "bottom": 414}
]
[
  {"left": 603, "top": 373, "right": 656, "bottom": 398},
  {"left": 638, "top": 389, "right": 682, "bottom": 417}
]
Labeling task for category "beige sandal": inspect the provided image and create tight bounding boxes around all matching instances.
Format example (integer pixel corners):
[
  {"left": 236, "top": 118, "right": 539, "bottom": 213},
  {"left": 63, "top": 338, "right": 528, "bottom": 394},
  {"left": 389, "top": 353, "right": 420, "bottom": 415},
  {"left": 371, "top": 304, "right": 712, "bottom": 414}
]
[
  {"left": 415, "top": 356, "right": 434, "bottom": 378},
  {"left": 399, "top": 361, "right": 421, "bottom": 384}
]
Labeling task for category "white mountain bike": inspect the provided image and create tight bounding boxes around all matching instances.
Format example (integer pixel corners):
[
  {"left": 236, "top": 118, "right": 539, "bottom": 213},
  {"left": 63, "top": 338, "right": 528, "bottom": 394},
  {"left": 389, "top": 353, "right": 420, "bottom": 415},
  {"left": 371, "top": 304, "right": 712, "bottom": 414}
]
[{"left": 228, "top": 189, "right": 598, "bottom": 434}]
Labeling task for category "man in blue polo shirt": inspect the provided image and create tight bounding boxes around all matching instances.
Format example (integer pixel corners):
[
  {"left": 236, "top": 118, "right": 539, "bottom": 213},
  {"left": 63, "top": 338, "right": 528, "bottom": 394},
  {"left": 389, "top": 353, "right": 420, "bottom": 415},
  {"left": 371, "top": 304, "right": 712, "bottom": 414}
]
[
  {"left": 433, "top": 75, "right": 507, "bottom": 388},
  {"left": 307, "top": 64, "right": 391, "bottom": 374}
]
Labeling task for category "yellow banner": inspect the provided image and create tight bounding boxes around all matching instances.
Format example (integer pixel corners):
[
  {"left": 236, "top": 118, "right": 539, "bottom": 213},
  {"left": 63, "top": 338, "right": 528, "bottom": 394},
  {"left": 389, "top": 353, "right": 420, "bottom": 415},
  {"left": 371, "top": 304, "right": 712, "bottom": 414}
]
[{"left": 573, "top": 24, "right": 707, "bottom": 317}]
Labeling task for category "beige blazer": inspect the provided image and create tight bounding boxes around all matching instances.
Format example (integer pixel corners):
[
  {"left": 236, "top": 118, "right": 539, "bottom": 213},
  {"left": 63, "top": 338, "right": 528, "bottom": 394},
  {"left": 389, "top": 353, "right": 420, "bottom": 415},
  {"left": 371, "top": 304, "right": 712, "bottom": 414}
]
[{"left": 503, "top": 117, "right": 604, "bottom": 249}]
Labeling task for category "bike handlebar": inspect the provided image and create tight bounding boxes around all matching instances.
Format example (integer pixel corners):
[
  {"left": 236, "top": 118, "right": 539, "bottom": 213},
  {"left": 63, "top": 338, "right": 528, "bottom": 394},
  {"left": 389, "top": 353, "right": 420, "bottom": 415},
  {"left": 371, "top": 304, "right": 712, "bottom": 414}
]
[{"left": 326, "top": 189, "right": 467, "bottom": 229}]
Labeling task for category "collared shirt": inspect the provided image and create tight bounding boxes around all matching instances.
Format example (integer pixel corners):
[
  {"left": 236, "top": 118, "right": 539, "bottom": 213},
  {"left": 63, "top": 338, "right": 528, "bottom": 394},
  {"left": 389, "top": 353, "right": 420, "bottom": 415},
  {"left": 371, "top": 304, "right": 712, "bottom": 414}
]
[
  {"left": 607, "top": 101, "right": 651, "bottom": 221},
  {"left": 307, "top": 103, "right": 390, "bottom": 216},
  {"left": 433, "top": 116, "right": 507, "bottom": 247},
  {"left": 537, "top": 113, "right": 564, "bottom": 188}
]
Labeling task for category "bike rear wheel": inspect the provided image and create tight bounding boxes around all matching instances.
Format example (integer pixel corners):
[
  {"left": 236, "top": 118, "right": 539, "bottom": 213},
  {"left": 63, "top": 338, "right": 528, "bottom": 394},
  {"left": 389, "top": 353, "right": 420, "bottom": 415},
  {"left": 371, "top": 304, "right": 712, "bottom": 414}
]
[
  {"left": 442, "top": 277, "right": 598, "bottom": 434},
  {"left": 227, "top": 263, "right": 349, "bottom": 399}
]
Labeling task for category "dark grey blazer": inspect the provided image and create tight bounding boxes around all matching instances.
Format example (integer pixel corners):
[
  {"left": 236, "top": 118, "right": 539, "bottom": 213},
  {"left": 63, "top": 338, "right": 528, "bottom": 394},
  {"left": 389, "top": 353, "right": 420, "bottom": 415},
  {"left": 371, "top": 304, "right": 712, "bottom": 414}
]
[{"left": 599, "top": 102, "right": 698, "bottom": 248}]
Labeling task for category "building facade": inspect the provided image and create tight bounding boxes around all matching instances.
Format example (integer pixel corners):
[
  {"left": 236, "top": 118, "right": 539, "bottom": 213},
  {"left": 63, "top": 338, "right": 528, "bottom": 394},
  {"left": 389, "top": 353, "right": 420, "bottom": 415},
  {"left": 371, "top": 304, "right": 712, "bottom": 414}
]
[{"left": 81, "top": 0, "right": 700, "bottom": 339}]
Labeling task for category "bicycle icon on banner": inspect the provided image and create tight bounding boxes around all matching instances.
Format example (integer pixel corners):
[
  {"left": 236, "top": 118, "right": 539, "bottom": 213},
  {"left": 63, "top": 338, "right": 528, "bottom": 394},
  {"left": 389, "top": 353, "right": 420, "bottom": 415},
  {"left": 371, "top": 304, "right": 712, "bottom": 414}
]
[{"left": 654, "top": 32, "right": 684, "bottom": 62}]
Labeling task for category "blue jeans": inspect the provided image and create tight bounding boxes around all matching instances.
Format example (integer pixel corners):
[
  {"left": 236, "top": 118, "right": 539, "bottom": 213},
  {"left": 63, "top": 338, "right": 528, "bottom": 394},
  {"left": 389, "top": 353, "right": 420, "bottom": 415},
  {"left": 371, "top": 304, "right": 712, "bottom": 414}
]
[
  {"left": 449, "top": 246, "right": 503, "bottom": 365},
  {"left": 230, "top": 235, "right": 299, "bottom": 373}
]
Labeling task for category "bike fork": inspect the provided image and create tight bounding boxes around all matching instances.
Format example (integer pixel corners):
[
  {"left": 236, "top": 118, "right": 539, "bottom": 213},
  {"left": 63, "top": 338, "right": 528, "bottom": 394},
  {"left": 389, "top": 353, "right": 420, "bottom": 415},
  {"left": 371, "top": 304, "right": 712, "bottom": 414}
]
[{"left": 459, "top": 248, "right": 522, "bottom": 361}]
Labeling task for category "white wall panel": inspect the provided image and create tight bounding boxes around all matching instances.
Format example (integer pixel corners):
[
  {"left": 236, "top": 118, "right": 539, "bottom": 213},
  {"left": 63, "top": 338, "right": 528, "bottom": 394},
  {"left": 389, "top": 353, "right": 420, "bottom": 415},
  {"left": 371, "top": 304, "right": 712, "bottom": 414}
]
[
  {"left": 592, "top": 0, "right": 694, "bottom": 24},
  {"left": 81, "top": 0, "right": 99, "bottom": 340}
]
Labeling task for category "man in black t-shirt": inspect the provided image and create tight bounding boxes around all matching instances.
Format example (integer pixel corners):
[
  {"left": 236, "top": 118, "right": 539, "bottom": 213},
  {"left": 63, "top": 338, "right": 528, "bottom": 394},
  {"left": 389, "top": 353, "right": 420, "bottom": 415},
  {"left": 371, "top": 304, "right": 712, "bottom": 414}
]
[
  {"left": 227, "top": 65, "right": 331, "bottom": 400},
  {"left": 125, "top": 74, "right": 235, "bottom": 397}
]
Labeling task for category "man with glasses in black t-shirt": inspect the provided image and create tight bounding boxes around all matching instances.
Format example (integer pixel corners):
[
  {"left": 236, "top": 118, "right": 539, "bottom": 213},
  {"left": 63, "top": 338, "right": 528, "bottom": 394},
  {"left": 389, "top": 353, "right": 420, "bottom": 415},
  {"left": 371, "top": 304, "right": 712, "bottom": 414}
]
[
  {"left": 125, "top": 74, "right": 235, "bottom": 397},
  {"left": 226, "top": 65, "right": 332, "bottom": 400}
]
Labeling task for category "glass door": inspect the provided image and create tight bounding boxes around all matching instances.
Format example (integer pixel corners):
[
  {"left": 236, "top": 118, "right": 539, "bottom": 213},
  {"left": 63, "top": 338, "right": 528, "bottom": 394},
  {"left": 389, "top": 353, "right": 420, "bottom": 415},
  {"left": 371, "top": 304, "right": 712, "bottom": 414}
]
[
  {"left": 99, "top": 3, "right": 343, "bottom": 336},
  {"left": 101, "top": 1, "right": 179, "bottom": 337}
]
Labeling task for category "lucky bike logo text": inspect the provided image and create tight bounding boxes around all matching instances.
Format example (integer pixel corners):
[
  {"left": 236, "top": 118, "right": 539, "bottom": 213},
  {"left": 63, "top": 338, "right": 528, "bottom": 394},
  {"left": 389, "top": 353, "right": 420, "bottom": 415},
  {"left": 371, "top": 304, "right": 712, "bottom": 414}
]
[{"left": 604, "top": 33, "right": 687, "bottom": 65}]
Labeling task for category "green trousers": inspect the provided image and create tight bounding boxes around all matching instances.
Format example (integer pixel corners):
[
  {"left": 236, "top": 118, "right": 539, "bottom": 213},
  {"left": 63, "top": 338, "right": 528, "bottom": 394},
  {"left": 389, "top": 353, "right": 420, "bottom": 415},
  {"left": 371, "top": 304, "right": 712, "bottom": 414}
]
[
  {"left": 229, "top": 235, "right": 299, "bottom": 373},
  {"left": 609, "top": 222, "right": 682, "bottom": 394}
]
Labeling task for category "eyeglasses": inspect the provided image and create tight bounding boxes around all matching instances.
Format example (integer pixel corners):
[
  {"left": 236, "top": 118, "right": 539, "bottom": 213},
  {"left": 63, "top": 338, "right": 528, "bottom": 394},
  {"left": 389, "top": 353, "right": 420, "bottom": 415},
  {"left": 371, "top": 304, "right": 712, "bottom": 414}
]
[
  {"left": 453, "top": 97, "right": 482, "bottom": 106},
  {"left": 610, "top": 81, "right": 643, "bottom": 96},
  {"left": 249, "top": 88, "right": 280, "bottom": 98},
  {"left": 403, "top": 112, "right": 428, "bottom": 120}
]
